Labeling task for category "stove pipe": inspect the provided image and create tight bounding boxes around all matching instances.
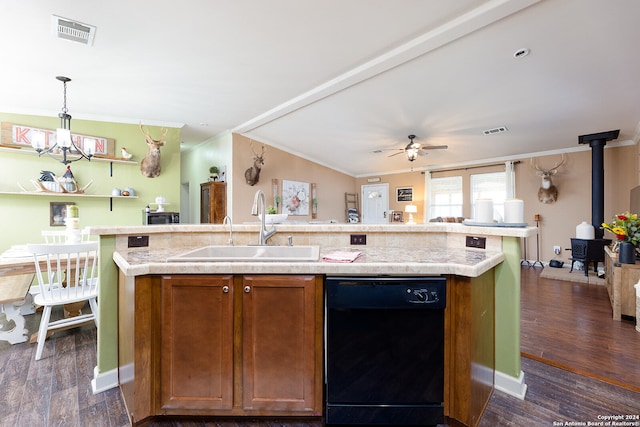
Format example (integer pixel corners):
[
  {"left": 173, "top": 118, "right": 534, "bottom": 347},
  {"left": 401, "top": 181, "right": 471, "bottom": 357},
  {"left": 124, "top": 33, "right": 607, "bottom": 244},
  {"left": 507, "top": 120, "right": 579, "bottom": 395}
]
[{"left": 578, "top": 130, "right": 620, "bottom": 239}]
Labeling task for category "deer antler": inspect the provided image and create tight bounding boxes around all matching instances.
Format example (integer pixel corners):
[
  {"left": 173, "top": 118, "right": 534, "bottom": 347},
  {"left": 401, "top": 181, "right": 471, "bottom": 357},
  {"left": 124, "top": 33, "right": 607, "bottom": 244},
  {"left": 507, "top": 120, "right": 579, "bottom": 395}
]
[
  {"left": 139, "top": 122, "right": 152, "bottom": 140},
  {"left": 249, "top": 140, "right": 266, "bottom": 158},
  {"left": 530, "top": 153, "right": 566, "bottom": 173},
  {"left": 550, "top": 153, "right": 566, "bottom": 171},
  {"left": 139, "top": 123, "right": 168, "bottom": 141}
]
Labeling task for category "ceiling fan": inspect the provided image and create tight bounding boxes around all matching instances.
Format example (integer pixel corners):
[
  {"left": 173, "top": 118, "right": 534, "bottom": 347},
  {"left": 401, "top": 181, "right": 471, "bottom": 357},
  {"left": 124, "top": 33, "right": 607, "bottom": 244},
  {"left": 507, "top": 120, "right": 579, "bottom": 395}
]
[{"left": 386, "top": 135, "right": 448, "bottom": 162}]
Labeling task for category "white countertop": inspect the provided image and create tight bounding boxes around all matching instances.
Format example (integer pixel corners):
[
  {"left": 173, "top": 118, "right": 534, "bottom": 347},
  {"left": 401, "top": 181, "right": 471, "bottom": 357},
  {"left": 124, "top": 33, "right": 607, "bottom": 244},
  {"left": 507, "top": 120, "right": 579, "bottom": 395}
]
[
  {"left": 113, "top": 245, "right": 505, "bottom": 278},
  {"left": 90, "top": 222, "right": 533, "bottom": 278},
  {"left": 90, "top": 222, "right": 537, "bottom": 238}
]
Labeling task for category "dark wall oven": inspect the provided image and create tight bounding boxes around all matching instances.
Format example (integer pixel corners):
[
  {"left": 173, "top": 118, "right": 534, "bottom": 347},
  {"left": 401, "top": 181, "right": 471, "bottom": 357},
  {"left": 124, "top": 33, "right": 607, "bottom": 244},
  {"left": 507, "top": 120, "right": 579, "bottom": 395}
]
[{"left": 325, "top": 276, "right": 446, "bottom": 426}]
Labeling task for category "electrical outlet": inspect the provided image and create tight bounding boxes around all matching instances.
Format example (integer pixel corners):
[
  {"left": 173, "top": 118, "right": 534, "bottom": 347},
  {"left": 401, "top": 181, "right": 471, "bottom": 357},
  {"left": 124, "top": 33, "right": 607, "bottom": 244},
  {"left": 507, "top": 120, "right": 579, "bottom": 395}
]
[
  {"left": 465, "top": 236, "right": 486, "bottom": 249},
  {"left": 350, "top": 234, "right": 367, "bottom": 245},
  {"left": 553, "top": 245, "right": 561, "bottom": 255},
  {"left": 128, "top": 235, "right": 149, "bottom": 248}
]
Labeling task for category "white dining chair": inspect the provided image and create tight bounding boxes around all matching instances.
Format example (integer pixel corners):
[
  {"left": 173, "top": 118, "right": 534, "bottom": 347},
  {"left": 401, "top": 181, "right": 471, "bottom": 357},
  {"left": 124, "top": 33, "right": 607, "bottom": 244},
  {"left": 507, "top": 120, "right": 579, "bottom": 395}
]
[
  {"left": 41, "top": 227, "right": 92, "bottom": 243},
  {"left": 26, "top": 241, "right": 99, "bottom": 361},
  {"left": 30, "top": 228, "right": 93, "bottom": 302}
]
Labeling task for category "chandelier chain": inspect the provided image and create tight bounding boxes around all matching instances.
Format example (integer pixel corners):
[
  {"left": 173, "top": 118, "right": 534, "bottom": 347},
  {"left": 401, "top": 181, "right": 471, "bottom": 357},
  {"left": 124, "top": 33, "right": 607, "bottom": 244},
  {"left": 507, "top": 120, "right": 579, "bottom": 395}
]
[{"left": 61, "top": 80, "right": 68, "bottom": 114}]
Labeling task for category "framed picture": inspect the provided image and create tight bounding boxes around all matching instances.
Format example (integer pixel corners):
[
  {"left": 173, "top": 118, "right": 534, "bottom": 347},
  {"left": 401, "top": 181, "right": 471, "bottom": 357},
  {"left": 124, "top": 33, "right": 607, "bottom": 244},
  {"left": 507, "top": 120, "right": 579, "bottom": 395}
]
[
  {"left": 282, "top": 179, "right": 310, "bottom": 215},
  {"left": 396, "top": 187, "right": 413, "bottom": 202},
  {"left": 390, "top": 210, "right": 404, "bottom": 223},
  {"left": 50, "top": 202, "right": 73, "bottom": 226}
]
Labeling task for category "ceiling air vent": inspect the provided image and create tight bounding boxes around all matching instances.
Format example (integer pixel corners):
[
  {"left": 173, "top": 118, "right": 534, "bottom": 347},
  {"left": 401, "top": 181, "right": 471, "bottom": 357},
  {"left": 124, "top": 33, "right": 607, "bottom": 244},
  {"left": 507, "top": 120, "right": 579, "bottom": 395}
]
[
  {"left": 483, "top": 126, "right": 508, "bottom": 136},
  {"left": 51, "top": 15, "right": 96, "bottom": 46}
]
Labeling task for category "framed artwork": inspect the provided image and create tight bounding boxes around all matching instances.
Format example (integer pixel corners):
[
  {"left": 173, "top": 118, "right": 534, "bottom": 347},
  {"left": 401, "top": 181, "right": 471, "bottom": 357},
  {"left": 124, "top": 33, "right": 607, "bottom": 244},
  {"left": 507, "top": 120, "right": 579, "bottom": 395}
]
[
  {"left": 390, "top": 210, "right": 404, "bottom": 223},
  {"left": 396, "top": 187, "right": 413, "bottom": 202},
  {"left": 282, "top": 179, "right": 310, "bottom": 215},
  {"left": 50, "top": 202, "right": 74, "bottom": 226}
]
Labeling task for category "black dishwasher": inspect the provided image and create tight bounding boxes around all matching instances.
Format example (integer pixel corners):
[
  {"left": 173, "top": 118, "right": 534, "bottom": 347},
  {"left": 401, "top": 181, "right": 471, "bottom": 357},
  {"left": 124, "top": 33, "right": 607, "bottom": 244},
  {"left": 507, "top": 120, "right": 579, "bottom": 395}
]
[{"left": 325, "top": 276, "right": 446, "bottom": 426}]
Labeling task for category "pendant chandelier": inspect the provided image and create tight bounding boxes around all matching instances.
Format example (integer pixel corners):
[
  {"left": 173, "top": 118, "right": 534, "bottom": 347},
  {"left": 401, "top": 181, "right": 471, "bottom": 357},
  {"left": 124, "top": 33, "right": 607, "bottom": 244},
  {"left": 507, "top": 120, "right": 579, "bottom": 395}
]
[{"left": 30, "top": 76, "right": 94, "bottom": 164}]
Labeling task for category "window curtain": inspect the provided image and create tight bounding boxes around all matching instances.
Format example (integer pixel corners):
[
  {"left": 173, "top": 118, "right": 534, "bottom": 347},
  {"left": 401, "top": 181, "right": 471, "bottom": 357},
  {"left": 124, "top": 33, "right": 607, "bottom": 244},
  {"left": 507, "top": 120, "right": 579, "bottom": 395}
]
[
  {"left": 424, "top": 171, "right": 432, "bottom": 220},
  {"left": 505, "top": 160, "right": 516, "bottom": 199}
]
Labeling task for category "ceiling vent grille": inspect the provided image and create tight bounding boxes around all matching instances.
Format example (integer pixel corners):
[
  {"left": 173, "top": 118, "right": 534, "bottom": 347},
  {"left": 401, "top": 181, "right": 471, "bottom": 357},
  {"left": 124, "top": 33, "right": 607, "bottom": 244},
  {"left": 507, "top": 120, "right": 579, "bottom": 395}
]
[
  {"left": 482, "top": 126, "right": 508, "bottom": 135},
  {"left": 51, "top": 15, "right": 96, "bottom": 46}
]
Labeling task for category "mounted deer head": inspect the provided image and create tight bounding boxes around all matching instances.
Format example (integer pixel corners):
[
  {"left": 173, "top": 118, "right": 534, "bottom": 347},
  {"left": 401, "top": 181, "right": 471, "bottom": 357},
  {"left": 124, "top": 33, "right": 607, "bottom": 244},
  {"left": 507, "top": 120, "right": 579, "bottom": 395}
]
[
  {"left": 139, "top": 123, "right": 168, "bottom": 178},
  {"left": 530, "top": 153, "right": 566, "bottom": 204},
  {"left": 244, "top": 142, "right": 265, "bottom": 186}
]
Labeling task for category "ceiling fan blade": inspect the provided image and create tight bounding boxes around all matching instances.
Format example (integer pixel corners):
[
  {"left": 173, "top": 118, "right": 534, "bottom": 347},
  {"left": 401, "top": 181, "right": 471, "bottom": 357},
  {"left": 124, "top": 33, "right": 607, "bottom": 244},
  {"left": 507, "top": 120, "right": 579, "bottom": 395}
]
[
  {"left": 420, "top": 145, "right": 448, "bottom": 150},
  {"left": 387, "top": 151, "right": 404, "bottom": 157}
]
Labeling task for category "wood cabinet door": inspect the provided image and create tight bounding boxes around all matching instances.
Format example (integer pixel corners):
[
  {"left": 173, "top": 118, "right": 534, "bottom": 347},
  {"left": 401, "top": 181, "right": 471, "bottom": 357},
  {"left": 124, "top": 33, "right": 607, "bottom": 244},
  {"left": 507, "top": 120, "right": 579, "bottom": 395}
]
[
  {"left": 240, "top": 275, "right": 321, "bottom": 414},
  {"left": 210, "top": 182, "right": 227, "bottom": 224},
  {"left": 445, "top": 272, "right": 495, "bottom": 427},
  {"left": 161, "top": 275, "right": 234, "bottom": 411},
  {"left": 200, "top": 182, "right": 226, "bottom": 224}
]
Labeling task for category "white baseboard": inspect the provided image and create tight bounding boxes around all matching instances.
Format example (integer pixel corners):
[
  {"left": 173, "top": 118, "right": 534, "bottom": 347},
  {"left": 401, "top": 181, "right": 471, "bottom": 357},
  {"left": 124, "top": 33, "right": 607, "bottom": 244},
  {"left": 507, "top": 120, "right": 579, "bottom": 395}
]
[
  {"left": 91, "top": 366, "right": 119, "bottom": 394},
  {"left": 494, "top": 369, "right": 527, "bottom": 400}
]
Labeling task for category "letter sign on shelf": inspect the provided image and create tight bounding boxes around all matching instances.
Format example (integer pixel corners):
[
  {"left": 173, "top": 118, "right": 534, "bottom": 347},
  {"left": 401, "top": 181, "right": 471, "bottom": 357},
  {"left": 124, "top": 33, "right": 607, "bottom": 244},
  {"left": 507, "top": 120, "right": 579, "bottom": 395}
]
[{"left": 1, "top": 122, "right": 115, "bottom": 158}]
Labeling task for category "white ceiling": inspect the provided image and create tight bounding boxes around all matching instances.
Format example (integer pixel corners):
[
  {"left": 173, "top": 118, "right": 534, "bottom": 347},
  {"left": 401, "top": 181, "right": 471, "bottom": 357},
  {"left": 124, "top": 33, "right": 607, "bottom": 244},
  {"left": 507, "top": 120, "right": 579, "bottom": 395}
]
[{"left": 1, "top": 0, "right": 639, "bottom": 177}]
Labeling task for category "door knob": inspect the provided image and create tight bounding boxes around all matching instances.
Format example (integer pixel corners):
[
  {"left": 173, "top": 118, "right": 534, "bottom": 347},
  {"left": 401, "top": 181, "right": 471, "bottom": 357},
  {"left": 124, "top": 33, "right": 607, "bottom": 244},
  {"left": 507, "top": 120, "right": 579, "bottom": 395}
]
[
  {"left": 244, "top": 285, "right": 251, "bottom": 293},
  {"left": 222, "top": 285, "right": 229, "bottom": 293}
]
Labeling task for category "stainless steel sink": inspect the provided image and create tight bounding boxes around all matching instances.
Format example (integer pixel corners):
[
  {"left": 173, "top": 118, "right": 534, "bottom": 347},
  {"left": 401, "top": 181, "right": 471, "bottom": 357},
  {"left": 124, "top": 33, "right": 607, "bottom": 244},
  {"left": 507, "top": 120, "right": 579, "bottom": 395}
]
[{"left": 166, "top": 245, "right": 320, "bottom": 262}]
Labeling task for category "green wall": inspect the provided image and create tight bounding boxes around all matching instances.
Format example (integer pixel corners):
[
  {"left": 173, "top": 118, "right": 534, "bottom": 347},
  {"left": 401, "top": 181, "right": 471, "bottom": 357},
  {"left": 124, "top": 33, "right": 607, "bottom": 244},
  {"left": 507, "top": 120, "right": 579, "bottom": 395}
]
[
  {"left": 0, "top": 112, "right": 181, "bottom": 252},
  {"left": 495, "top": 236, "right": 522, "bottom": 378}
]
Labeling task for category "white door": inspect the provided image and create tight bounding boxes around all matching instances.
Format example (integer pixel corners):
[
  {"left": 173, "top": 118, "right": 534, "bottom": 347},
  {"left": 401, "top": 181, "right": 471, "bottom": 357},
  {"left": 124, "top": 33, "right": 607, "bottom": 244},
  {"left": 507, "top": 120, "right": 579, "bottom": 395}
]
[{"left": 361, "top": 184, "right": 389, "bottom": 224}]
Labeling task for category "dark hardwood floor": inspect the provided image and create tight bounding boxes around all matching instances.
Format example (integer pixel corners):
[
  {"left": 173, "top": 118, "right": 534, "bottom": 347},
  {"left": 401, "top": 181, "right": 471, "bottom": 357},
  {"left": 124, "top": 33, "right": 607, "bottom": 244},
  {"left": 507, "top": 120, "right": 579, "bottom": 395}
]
[
  {"left": 0, "top": 266, "right": 638, "bottom": 426},
  {"left": 520, "top": 266, "right": 640, "bottom": 392}
]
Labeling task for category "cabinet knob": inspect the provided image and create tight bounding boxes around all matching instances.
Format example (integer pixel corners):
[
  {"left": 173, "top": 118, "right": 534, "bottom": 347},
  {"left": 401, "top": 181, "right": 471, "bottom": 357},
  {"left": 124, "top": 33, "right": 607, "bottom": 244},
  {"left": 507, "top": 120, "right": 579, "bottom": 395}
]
[
  {"left": 244, "top": 285, "right": 251, "bottom": 293},
  {"left": 222, "top": 285, "right": 229, "bottom": 293}
]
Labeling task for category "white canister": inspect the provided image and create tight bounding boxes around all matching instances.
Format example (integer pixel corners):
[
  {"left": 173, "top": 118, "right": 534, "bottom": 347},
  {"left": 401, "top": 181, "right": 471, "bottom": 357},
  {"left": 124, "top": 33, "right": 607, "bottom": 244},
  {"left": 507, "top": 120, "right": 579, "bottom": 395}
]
[
  {"left": 66, "top": 217, "right": 80, "bottom": 230},
  {"left": 576, "top": 221, "right": 595, "bottom": 239},
  {"left": 504, "top": 199, "right": 524, "bottom": 224},
  {"left": 475, "top": 199, "right": 494, "bottom": 223}
]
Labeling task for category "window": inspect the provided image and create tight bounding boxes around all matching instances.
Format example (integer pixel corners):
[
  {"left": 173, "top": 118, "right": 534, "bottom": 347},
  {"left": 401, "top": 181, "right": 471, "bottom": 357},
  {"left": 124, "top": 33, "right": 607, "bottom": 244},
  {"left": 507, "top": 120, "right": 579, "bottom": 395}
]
[
  {"left": 470, "top": 172, "right": 507, "bottom": 220},
  {"left": 429, "top": 176, "right": 463, "bottom": 218}
]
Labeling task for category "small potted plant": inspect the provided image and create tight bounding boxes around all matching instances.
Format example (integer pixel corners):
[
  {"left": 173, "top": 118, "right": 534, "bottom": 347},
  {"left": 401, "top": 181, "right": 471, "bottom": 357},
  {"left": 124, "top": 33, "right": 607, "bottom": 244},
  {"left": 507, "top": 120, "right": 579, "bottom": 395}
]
[
  {"left": 262, "top": 205, "right": 288, "bottom": 224},
  {"left": 209, "top": 166, "right": 220, "bottom": 181}
]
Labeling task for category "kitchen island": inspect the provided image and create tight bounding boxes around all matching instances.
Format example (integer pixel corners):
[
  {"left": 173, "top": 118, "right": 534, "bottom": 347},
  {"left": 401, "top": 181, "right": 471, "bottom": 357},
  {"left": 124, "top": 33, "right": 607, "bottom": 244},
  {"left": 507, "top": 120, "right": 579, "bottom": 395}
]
[{"left": 90, "top": 223, "right": 536, "bottom": 426}]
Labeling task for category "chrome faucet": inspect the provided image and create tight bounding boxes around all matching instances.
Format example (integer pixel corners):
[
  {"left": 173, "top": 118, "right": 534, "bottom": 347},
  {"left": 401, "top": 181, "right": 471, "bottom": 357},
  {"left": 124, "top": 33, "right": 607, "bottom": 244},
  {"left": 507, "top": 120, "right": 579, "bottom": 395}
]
[
  {"left": 223, "top": 215, "right": 233, "bottom": 246},
  {"left": 251, "top": 190, "right": 277, "bottom": 245}
]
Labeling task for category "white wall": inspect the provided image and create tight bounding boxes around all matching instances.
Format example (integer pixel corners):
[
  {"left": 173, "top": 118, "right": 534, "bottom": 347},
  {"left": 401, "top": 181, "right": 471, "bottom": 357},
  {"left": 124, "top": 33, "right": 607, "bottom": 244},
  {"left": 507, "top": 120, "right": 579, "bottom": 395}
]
[{"left": 181, "top": 132, "right": 233, "bottom": 223}]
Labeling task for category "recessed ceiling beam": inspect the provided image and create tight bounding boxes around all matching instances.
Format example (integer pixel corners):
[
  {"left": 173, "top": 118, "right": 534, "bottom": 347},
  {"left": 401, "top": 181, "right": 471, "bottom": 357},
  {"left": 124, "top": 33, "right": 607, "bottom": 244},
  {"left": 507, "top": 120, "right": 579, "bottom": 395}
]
[{"left": 232, "top": 0, "right": 541, "bottom": 135}]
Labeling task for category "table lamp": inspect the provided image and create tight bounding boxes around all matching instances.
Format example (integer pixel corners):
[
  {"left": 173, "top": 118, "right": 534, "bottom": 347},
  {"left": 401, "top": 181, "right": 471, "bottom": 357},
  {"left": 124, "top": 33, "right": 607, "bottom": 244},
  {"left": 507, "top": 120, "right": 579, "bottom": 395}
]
[{"left": 405, "top": 204, "right": 417, "bottom": 224}]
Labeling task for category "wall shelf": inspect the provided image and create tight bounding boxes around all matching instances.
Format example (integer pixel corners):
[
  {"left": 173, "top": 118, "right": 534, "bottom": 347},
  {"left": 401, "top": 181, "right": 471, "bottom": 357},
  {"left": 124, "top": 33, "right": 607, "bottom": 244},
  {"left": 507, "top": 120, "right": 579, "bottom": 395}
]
[
  {"left": 1, "top": 145, "right": 140, "bottom": 209},
  {"left": 0, "top": 191, "right": 137, "bottom": 199},
  {"left": 0, "top": 191, "right": 138, "bottom": 211},
  {"left": 0, "top": 146, "right": 138, "bottom": 166}
]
